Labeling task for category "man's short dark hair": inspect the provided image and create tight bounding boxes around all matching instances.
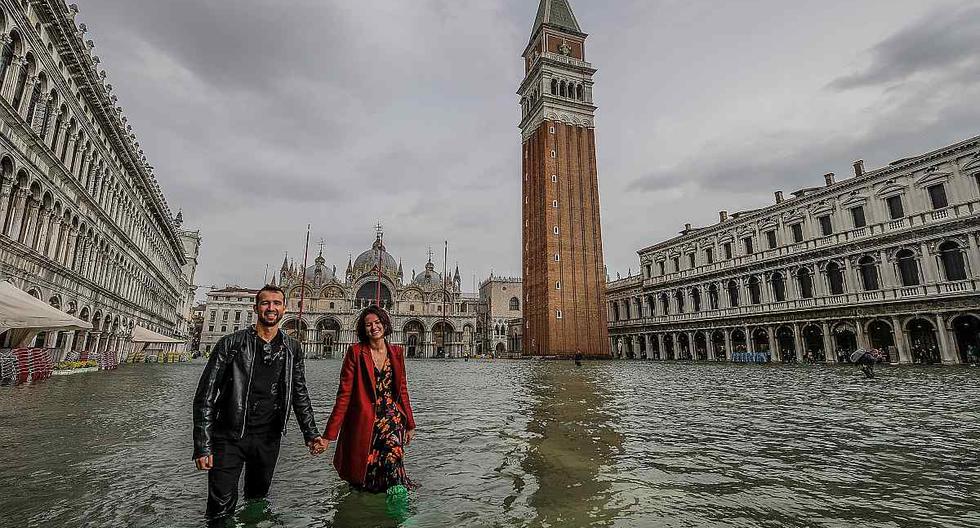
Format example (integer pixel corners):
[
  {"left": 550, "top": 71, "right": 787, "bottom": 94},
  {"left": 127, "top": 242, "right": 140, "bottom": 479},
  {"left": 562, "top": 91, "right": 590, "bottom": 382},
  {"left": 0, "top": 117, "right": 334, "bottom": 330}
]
[
  {"left": 255, "top": 284, "right": 286, "bottom": 305},
  {"left": 355, "top": 305, "right": 392, "bottom": 344}
]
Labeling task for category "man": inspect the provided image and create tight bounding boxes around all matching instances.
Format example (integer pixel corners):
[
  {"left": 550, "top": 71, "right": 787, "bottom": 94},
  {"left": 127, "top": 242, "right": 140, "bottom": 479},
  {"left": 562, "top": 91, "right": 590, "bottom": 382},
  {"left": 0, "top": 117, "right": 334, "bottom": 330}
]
[{"left": 192, "top": 284, "right": 327, "bottom": 522}]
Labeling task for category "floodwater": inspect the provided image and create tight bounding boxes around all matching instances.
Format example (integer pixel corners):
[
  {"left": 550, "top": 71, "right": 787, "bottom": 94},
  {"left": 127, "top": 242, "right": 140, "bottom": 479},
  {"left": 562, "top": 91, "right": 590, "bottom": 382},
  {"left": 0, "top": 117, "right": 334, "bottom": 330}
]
[{"left": 1, "top": 360, "right": 979, "bottom": 527}]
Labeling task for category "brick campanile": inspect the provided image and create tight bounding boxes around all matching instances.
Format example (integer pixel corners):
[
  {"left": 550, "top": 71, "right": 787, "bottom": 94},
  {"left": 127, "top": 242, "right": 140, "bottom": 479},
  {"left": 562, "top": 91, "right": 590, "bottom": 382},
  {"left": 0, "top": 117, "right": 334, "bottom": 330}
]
[{"left": 518, "top": 0, "right": 609, "bottom": 357}]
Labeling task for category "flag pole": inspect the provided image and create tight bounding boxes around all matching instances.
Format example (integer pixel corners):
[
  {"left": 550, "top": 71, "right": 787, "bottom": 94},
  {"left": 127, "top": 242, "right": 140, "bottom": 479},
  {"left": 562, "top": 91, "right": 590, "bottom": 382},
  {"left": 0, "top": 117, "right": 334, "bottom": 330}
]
[
  {"left": 442, "top": 240, "right": 448, "bottom": 358},
  {"left": 297, "top": 224, "right": 311, "bottom": 348},
  {"left": 376, "top": 223, "right": 383, "bottom": 308}
]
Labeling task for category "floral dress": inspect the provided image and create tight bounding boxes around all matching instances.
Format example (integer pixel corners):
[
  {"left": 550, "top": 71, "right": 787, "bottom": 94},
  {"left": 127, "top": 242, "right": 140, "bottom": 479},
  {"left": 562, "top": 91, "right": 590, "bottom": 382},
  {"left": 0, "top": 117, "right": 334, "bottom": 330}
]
[{"left": 362, "top": 357, "right": 413, "bottom": 493}]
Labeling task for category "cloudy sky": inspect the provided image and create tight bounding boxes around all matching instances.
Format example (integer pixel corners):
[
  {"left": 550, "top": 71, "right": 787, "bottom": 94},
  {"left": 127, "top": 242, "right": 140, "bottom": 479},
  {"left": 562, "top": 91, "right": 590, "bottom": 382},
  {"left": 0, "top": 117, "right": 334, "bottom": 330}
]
[{"left": 74, "top": 0, "right": 979, "bottom": 295}]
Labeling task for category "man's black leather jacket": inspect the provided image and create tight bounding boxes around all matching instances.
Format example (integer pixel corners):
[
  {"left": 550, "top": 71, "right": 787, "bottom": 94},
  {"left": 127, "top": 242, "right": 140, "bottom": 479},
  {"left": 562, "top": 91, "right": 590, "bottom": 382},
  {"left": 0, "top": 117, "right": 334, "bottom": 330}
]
[{"left": 192, "top": 327, "right": 319, "bottom": 459}]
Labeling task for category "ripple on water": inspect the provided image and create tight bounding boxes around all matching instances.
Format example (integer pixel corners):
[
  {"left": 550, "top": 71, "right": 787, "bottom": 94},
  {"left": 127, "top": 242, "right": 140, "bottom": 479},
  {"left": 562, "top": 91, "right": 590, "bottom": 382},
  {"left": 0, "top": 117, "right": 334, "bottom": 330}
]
[{"left": 1, "top": 360, "right": 979, "bottom": 527}]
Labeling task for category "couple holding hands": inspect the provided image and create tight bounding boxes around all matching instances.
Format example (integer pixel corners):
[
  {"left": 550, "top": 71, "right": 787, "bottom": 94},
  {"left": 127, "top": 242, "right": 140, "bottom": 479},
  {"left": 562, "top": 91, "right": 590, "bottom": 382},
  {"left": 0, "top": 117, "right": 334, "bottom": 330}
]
[{"left": 192, "top": 285, "right": 415, "bottom": 523}]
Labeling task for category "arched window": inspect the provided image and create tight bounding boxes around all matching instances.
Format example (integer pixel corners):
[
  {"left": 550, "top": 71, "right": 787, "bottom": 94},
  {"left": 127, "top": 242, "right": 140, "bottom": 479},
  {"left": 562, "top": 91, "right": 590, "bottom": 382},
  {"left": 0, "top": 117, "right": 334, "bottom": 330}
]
[
  {"left": 708, "top": 284, "right": 719, "bottom": 310},
  {"left": 660, "top": 293, "right": 670, "bottom": 315},
  {"left": 826, "top": 261, "right": 845, "bottom": 295},
  {"left": 859, "top": 256, "right": 879, "bottom": 291},
  {"left": 691, "top": 289, "right": 701, "bottom": 312},
  {"left": 896, "top": 249, "right": 920, "bottom": 287},
  {"left": 727, "top": 280, "right": 740, "bottom": 307},
  {"left": 576, "top": 84, "right": 584, "bottom": 100},
  {"left": 0, "top": 33, "right": 14, "bottom": 88},
  {"left": 26, "top": 72, "right": 45, "bottom": 124},
  {"left": 675, "top": 290, "right": 685, "bottom": 313},
  {"left": 748, "top": 276, "right": 762, "bottom": 305},
  {"left": 612, "top": 302, "right": 620, "bottom": 321},
  {"left": 939, "top": 241, "right": 968, "bottom": 281},
  {"left": 797, "top": 268, "right": 814, "bottom": 299},
  {"left": 551, "top": 78, "right": 558, "bottom": 95},
  {"left": 771, "top": 272, "right": 786, "bottom": 302},
  {"left": 60, "top": 119, "right": 75, "bottom": 160},
  {"left": 624, "top": 300, "right": 631, "bottom": 319},
  {"left": 12, "top": 52, "right": 32, "bottom": 111},
  {"left": 559, "top": 80, "right": 567, "bottom": 98}
]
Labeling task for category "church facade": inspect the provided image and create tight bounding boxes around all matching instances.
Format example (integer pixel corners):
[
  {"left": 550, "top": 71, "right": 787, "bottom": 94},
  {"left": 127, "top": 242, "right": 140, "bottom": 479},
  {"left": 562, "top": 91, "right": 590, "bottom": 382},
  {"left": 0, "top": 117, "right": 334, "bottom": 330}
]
[
  {"left": 607, "top": 136, "right": 980, "bottom": 365},
  {"left": 519, "top": 0, "right": 609, "bottom": 357},
  {"left": 275, "top": 233, "right": 478, "bottom": 359}
]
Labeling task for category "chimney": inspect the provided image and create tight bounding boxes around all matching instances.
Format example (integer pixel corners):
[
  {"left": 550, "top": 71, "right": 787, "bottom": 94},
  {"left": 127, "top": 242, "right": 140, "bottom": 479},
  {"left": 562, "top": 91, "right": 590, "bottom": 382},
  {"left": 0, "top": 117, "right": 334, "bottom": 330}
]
[
  {"left": 853, "top": 160, "right": 865, "bottom": 177},
  {"left": 684, "top": 223, "right": 692, "bottom": 232},
  {"left": 719, "top": 210, "right": 728, "bottom": 222},
  {"left": 774, "top": 190, "right": 784, "bottom": 203},
  {"left": 824, "top": 172, "right": 835, "bottom": 186}
]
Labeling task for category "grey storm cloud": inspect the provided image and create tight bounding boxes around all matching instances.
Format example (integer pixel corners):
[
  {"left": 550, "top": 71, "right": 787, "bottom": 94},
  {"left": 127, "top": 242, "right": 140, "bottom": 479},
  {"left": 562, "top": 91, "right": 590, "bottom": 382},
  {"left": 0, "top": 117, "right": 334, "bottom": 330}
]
[{"left": 71, "top": 0, "right": 979, "bottom": 290}]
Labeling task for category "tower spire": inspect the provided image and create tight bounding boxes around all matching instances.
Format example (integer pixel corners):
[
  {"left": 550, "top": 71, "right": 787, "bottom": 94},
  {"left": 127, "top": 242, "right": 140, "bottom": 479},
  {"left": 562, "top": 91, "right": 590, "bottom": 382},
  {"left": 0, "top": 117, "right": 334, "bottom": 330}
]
[{"left": 531, "top": 0, "right": 582, "bottom": 38}]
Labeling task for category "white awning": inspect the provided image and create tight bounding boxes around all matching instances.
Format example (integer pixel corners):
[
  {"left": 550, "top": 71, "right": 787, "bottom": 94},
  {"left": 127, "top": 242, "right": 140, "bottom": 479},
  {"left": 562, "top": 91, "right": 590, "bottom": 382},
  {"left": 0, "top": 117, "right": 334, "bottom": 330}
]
[
  {"left": 0, "top": 280, "right": 93, "bottom": 337},
  {"left": 131, "top": 325, "right": 184, "bottom": 344}
]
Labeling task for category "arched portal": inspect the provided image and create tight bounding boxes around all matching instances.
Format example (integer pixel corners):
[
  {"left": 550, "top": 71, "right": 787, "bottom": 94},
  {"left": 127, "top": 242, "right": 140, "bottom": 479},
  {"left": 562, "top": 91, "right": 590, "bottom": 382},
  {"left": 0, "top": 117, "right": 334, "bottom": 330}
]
[
  {"left": 801, "top": 324, "right": 825, "bottom": 362},
  {"left": 355, "top": 281, "right": 393, "bottom": 310},
  {"left": 866, "top": 319, "right": 895, "bottom": 363},
  {"left": 403, "top": 320, "right": 424, "bottom": 358},
  {"left": 663, "top": 334, "right": 675, "bottom": 360},
  {"left": 776, "top": 326, "right": 795, "bottom": 363},
  {"left": 751, "top": 328, "right": 769, "bottom": 355},
  {"left": 731, "top": 329, "right": 747, "bottom": 353},
  {"left": 711, "top": 330, "right": 725, "bottom": 360},
  {"left": 316, "top": 318, "right": 342, "bottom": 358},
  {"left": 952, "top": 315, "right": 980, "bottom": 364},
  {"left": 907, "top": 318, "right": 939, "bottom": 364},
  {"left": 282, "top": 319, "right": 309, "bottom": 342},
  {"left": 432, "top": 321, "right": 455, "bottom": 357},
  {"left": 833, "top": 329, "right": 858, "bottom": 362},
  {"left": 693, "top": 332, "right": 707, "bottom": 360}
]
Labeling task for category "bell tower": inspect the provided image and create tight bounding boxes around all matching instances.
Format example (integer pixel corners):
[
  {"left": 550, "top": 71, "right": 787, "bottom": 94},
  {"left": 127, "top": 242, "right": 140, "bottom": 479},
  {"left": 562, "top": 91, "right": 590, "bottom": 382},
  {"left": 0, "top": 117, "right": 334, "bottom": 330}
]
[{"left": 519, "top": 0, "right": 609, "bottom": 357}]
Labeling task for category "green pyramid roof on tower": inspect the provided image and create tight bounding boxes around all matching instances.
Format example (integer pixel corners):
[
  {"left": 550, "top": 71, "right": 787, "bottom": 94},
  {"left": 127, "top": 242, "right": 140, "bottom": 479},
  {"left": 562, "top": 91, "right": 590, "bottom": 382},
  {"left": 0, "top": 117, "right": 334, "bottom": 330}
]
[{"left": 531, "top": 0, "right": 582, "bottom": 36}]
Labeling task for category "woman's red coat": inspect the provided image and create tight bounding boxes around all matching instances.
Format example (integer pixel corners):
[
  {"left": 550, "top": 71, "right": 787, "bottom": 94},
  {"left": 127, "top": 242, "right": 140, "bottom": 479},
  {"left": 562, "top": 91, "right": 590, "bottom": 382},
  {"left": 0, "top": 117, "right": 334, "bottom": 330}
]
[{"left": 324, "top": 343, "right": 416, "bottom": 485}]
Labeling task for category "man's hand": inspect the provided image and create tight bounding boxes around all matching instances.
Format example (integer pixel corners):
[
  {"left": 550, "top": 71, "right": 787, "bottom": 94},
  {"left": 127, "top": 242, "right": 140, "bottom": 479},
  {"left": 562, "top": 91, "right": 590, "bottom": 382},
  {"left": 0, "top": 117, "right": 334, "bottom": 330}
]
[
  {"left": 195, "top": 455, "right": 213, "bottom": 471},
  {"left": 307, "top": 436, "right": 328, "bottom": 456},
  {"left": 405, "top": 429, "right": 415, "bottom": 446}
]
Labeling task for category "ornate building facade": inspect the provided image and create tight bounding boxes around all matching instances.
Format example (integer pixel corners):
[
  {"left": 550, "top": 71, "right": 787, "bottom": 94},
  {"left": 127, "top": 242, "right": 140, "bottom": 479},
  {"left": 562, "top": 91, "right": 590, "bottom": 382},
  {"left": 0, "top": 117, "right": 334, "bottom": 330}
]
[
  {"left": 274, "top": 233, "right": 478, "bottom": 359},
  {"left": 476, "top": 274, "right": 522, "bottom": 356},
  {"left": 519, "top": 0, "right": 609, "bottom": 357},
  {"left": 0, "top": 1, "right": 196, "bottom": 360},
  {"left": 607, "top": 136, "right": 980, "bottom": 365}
]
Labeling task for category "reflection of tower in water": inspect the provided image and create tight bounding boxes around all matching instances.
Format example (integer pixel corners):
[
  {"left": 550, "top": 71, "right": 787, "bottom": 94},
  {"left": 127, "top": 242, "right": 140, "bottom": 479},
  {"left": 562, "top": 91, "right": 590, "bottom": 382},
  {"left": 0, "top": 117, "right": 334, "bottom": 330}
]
[{"left": 522, "top": 362, "right": 624, "bottom": 526}]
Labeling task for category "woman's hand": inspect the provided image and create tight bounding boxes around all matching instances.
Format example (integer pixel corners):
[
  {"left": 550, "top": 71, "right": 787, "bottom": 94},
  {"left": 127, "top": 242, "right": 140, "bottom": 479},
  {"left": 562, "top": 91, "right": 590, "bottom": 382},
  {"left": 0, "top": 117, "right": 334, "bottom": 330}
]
[{"left": 405, "top": 429, "right": 415, "bottom": 446}]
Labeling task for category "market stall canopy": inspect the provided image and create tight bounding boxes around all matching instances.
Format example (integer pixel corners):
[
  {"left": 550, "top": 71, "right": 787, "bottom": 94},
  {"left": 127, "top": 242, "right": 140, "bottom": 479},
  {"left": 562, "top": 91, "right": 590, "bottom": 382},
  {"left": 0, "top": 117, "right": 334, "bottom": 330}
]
[
  {"left": 0, "top": 280, "right": 93, "bottom": 338},
  {"left": 131, "top": 325, "right": 184, "bottom": 344}
]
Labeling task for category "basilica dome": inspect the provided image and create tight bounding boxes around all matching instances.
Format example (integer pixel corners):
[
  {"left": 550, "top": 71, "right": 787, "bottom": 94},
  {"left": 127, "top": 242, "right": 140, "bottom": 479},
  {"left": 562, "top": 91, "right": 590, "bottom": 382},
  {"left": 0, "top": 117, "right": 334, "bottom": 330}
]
[
  {"left": 353, "top": 237, "right": 398, "bottom": 276},
  {"left": 412, "top": 261, "right": 443, "bottom": 288}
]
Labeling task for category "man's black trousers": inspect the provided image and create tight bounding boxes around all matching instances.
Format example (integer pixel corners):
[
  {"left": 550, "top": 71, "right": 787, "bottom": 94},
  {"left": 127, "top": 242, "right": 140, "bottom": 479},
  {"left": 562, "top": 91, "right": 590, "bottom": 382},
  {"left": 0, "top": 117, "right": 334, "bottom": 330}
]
[{"left": 207, "top": 430, "right": 282, "bottom": 520}]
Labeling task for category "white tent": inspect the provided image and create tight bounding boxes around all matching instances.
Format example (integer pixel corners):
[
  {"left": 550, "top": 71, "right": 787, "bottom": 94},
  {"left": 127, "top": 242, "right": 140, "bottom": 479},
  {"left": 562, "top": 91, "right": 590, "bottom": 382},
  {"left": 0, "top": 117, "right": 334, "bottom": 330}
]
[
  {"left": 0, "top": 280, "right": 93, "bottom": 347},
  {"left": 131, "top": 325, "right": 184, "bottom": 344}
]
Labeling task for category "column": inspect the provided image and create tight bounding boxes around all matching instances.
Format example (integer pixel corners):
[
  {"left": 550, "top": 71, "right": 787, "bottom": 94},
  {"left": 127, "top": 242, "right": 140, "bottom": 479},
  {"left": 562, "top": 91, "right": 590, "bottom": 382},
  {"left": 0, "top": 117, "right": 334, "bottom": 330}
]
[
  {"left": 793, "top": 322, "right": 805, "bottom": 362},
  {"left": 855, "top": 319, "right": 870, "bottom": 350},
  {"left": 920, "top": 242, "right": 938, "bottom": 284},
  {"left": 743, "top": 324, "right": 751, "bottom": 353},
  {"left": 723, "top": 329, "right": 733, "bottom": 362},
  {"left": 60, "top": 332, "right": 75, "bottom": 363},
  {"left": 16, "top": 74, "right": 37, "bottom": 115},
  {"left": 890, "top": 316, "right": 911, "bottom": 364},
  {"left": 935, "top": 312, "right": 958, "bottom": 365},
  {"left": 686, "top": 331, "right": 695, "bottom": 360},
  {"left": 6, "top": 187, "right": 27, "bottom": 240},
  {"left": 34, "top": 207, "right": 51, "bottom": 253},
  {"left": 707, "top": 331, "right": 717, "bottom": 360},
  {"left": 767, "top": 326, "right": 778, "bottom": 362},
  {"left": 821, "top": 321, "right": 836, "bottom": 363},
  {"left": 656, "top": 333, "right": 664, "bottom": 360},
  {"left": 844, "top": 258, "right": 859, "bottom": 295},
  {"left": 967, "top": 235, "right": 980, "bottom": 278},
  {"left": 20, "top": 198, "right": 39, "bottom": 244}
]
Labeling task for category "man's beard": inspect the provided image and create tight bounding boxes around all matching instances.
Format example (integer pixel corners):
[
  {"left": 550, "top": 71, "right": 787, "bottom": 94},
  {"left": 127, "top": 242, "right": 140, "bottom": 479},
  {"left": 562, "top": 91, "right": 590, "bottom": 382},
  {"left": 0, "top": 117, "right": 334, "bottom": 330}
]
[{"left": 258, "top": 311, "right": 280, "bottom": 326}]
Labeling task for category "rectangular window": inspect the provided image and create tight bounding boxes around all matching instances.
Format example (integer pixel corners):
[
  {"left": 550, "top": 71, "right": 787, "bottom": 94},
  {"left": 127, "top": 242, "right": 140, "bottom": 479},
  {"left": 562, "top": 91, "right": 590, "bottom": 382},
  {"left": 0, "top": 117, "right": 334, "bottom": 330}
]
[
  {"left": 766, "top": 230, "right": 777, "bottom": 249},
  {"left": 208, "top": 325, "right": 214, "bottom": 332},
  {"left": 851, "top": 206, "right": 867, "bottom": 228},
  {"left": 723, "top": 242, "right": 733, "bottom": 260},
  {"left": 554, "top": 226, "right": 559, "bottom": 234},
  {"left": 886, "top": 195, "right": 904, "bottom": 219},
  {"left": 658, "top": 261, "right": 666, "bottom": 275},
  {"left": 556, "top": 281, "right": 561, "bottom": 289},
  {"left": 556, "top": 309, "right": 562, "bottom": 319},
  {"left": 551, "top": 150, "right": 556, "bottom": 158},
  {"left": 221, "top": 325, "right": 227, "bottom": 333},
  {"left": 705, "top": 248, "right": 714, "bottom": 264},
  {"left": 791, "top": 223, "right": 804, "bottom": 243},
  {"left": 743, "top": 237, "right": 754, "bottom": 255},
  {"left": 551, "top": 175, "right": 557, "bottom": 182},
  {"left": 928, "top": 184, "right": 948, "bottom": 209},
  {"left": 818, "top": 215, "right": 833, "bottom": 236},
  {"left": 672, "top": 257, "right": 680, "bottom": 272},
  {"left": 209, "top": 310, "right": 216, "bottom": 321},
  {"left": 234, "top": 311, "right": 241, "bottom": 322},
  {"left": 688, "top": 253, "right": 696, "bottom": 268},
  {"left": 555, "top": 253, "right": 560, "bottom": 261},
  {"left": 222, "top": 311, "right": 228, "bottom": 322},
  {"left": 644, "top": 264, "right": 651, "bottom": 278}
]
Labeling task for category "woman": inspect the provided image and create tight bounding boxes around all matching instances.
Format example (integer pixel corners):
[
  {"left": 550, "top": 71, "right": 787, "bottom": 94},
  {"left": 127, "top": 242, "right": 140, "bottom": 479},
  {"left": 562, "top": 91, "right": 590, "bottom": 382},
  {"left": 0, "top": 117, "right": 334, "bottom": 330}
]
[{"left": 324, "top": 306, "right": 416, "bottom": 496}]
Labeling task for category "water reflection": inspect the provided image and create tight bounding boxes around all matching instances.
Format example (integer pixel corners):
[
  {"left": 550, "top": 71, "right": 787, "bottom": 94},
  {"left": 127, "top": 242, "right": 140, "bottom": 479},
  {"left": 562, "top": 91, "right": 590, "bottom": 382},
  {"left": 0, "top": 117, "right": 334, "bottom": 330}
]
[{"left": 522, "top": 360, "right": 624, "bottom": 527}]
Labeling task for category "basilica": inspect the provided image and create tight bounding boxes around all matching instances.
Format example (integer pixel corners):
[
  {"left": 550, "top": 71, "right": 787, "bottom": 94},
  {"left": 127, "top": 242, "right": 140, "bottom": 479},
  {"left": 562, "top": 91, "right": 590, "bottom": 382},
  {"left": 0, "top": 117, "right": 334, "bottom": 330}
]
[{"left": 272, "top": 233, "right": 478, "bottom": 358}]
